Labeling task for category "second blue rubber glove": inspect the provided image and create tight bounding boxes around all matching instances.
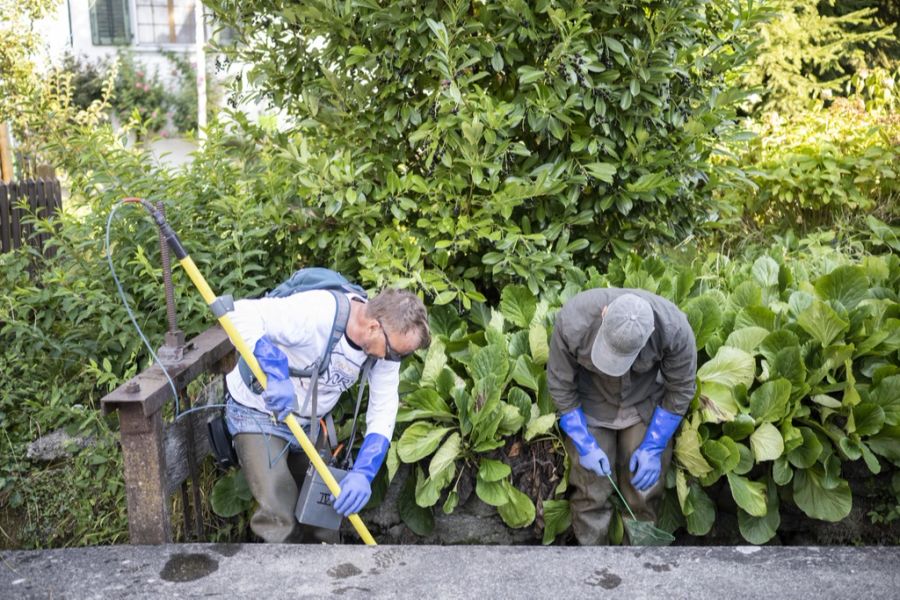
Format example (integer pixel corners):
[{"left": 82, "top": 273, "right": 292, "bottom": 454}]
[
  {"left": 559, "top": 407, "right": 611, "bottom": 477},
  {"left": 332, "top": 433, "right": 390, "bottom": 517},
  {"left": 253, "top": 336, "right": 296, "bottom": 422},
  {"left": 630, "top": 406, "right": 682, "bottom": 491}
]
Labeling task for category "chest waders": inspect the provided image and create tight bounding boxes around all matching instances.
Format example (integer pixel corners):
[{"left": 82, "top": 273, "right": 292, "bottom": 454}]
[{"left": 127, "top": 197, "right": 377, "bottom": 546}]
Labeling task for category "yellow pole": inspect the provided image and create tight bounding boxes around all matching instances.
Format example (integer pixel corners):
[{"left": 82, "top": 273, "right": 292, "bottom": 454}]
[{"left": 176, "top": 250, "right": 377, "bottom": 545}]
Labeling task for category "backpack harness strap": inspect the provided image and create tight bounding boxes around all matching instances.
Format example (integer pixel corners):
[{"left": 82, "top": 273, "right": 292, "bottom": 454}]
[{"left": 237, "top": 290, "right": 370, "bottom": 452}]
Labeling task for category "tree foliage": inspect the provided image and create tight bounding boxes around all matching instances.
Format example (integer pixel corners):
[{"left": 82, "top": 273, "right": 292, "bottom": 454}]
[{"left": 206, "top": 0, "right": 766, "bottom": 303}]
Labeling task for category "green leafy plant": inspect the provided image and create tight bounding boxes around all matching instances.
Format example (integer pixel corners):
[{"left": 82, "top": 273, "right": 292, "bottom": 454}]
[
  {"left": 604, "top": 240, "right": 899, "bottom": 544},
  {"left": 206, "top": 0, "right": 768, "bottom": 303},
  {"left": 392, "top": 286, "right": 568, "bottom": 538}
]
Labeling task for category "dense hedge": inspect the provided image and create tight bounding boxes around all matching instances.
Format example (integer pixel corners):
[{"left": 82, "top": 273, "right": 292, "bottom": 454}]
[{"left": 205, "top": 0, "right": 767, "bottom": 304}]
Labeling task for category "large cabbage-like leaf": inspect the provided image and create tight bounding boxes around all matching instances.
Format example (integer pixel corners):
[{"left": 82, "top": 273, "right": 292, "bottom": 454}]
[
  {"left": 749, "top": 378, "right": 791, "bottom": 423},
  {"left": 397, "top": 422, "right": 453, "bottom": 463},
  {"left": 727, "top": 473, "right": 767, "bottom": 517},
  {"left": 793, "top": 467, "right": 852, "bottom": 522},
  {"left": 750, "top": 422, "right": 784, "bottom": 461},
  {"left": 499, "top": 285, "right": 536, "bottom": 329},
  {"left": 814, "top": 265, "right": 869, "bottom": 310},
  {"left": 697, "top": 346, "right": 756, "bottom": 388},
  {"left": 797, "top": 299, "right": 849, "bottom": 347}
]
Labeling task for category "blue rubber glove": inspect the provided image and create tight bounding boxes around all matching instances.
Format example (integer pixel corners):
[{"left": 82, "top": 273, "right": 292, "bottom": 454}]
[
  {"left": 559, "top": 407, "right": 611, "bottom": 478},
  {"left": 630, "top": 406, "right": 683, "bottom": 491},
  {"left": 253, "top": 336, "right": 296, "bottom": 422},
  {"left": 332, "top": 433, "right": 389, "bottom": 517}
]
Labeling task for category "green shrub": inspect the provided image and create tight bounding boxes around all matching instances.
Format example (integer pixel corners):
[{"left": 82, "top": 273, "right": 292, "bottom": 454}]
[
  {"left": 724, "top": 96, "right": 899, "bottom": 230},
  {"left": 205, "top": 0, "right": 768, "bottom": 304},
  {"left": 390, "top": 230, "right": 899, "bottom": 544}
]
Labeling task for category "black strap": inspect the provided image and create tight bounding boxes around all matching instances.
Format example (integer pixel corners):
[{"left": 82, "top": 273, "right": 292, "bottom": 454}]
[
  {"left": 341, "top": 356, "right": 376, "bottom": 469},
  {"left": 238, "top": 290, "right": 351, "bottom": 391}
]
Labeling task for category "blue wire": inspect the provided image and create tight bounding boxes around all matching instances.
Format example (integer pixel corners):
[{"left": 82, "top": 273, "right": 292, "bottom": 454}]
[{"left": 105, "top": 200, "right": 225, "bottom": 421}]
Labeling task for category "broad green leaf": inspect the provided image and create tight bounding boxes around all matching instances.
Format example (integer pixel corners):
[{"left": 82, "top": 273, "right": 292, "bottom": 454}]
[
  {"left": 727, "top": 473, "right": 767, "bottom": 517},
  {"left": 397, "top": 422, "right": 453, "bottom": 463},
  {"left": 541, "top": 499, "right": 571, "bottom": 545},
  {"left": 750, "top": 422, "right": 784, "bottom": 462},
  {"left": 684, "top": 484, "right": 716, "bottom": 536},
  {"left": 797, "top": 300, "right": 849, "bottom": 347},
  {"left": 529, "top": 322, "right": 549, "bottom": 365},
  {"left": 675, "top": 426, "right": 713, "bottom": 477},
  {"left": 702, "top": 437, "right": 740, "bottom": 473},
  {"left": 697, "top": 346, "right": 756, "bottom": 389},
  {"left": 731, "top": 281, "right": 762, "bottom": 309},
  {"left": 399, "top": 470, "right": 434, "bottom": 535},
  {"left": 724, "top": 413, "right": 756, "bottom": 441},
  {"left": 500, "top": 285, "right": 536, "bottom": 328},
  {"left": 584, "top": 162, "right": 617, "bottom": 183},
  {"left": 468, "top": 343, "right": 509, "bottom": 384},
  {"left": 525, "top": 413, "right": 557, "bottom": 441},
  {"left": 699, "top": 381, "right": 739, "bottom": 423},
  {"left": 734, "top": 443, "right": 755, "bottom": 475},
  {"left": 419, "top": 338, "right": 447, "bottom": 388},
  {"left": 724, "top": 326, "right": 770, "bottom": 354},
  {"left": 738, "top": 478, "right": 780, "bottom": 544},
  {"left": 770, "top": 345, "right": 807, "bottom": 390},
  {"left": 814, "top": 266, "right": 869, "bottom": 310},
  {"left": 475, "top": 477, "right": 509, "bottom": 506},
  {"left": 506, "top": 387, "right": 532, "bottom": 418},
  {"left": 443, "top": 490, "right": 459, "bottom": 514},
  {"left": 497, "top": 482, "right": 536, "bottom": 528},
  {"left": 852, "top": 403, "right": 885, "bottom": 437},
  {"left": 683, "top": 294, "right": 723, "bottom": 348},
  {"left": 751, "top": 256, "right": 780, "bottom": 287},
  {"left": 415, "top": 463, "right": 455, "bottom": 508},
  {"left": 749, "top": 378, "right": 791, "bottom": 423},
  {"left": 870, "top": 375, "right": 900, "bottom": 426},
  {"left": 773, "top": 456, "right": 793, "bottom": 485},
  {"left": 429, "top": 432, "right": 461, "bottom": 477},
  {"left": 478, "top": 458, "right": 512, "bottom": 482},
  {"left": 760, "top": 329, "right": 800, "bottom": 365},
  {"left": 210, "top": 470, "right": 252, "bottom": 518},
  {"left": 498, "top": 402, "right": 526, "bottom": 435},
  {"left": 867, "top": 425, "right": 900, "bottom": 465},
  {"left": 792, "top": 467, "right": 852, "bottom": 522},
  {"left": 787, "top": 427, "right": 823, "bottom": 468},
  {"left": 511, "top": 355, "right": 540, "bottom": 391}
]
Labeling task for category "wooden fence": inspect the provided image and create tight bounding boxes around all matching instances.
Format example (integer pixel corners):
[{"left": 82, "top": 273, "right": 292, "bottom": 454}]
[{"left": 0, "top": 177, "right": 62, "bottom": 256}]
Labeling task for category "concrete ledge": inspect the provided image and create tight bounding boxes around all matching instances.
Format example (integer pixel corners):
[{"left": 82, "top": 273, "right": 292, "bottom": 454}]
[{"left": 1, "top": 544, "right": 898, "bottom": 599}]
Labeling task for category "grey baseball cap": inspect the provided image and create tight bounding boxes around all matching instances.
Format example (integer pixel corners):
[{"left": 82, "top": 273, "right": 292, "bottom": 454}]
[{"left": 591, "top": 293, "right": 655, "bottom": 376}]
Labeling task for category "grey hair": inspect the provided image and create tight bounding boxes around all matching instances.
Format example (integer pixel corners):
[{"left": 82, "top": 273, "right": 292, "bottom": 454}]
[{"left": 366, "top": 288, "right": 431, "bottom": 350}]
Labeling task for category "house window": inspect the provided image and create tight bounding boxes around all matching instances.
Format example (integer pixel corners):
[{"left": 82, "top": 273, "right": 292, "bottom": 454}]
[
  {"left": 135, "top": 0, "right": 196, "bottom": 45},
  {"left": 90, "top": 0, "right": 132, "bottom": 45}
]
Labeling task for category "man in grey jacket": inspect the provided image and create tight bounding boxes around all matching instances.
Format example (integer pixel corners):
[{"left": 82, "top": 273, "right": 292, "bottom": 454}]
[{"left": 547, "top": 288, "right": 696, "bottom": 545}]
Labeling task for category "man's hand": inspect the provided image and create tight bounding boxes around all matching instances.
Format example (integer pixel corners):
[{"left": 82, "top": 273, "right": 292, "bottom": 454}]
[
  {"left": 261, "top": 378, "right": 296, "bottom": 422},
  {"left": 579, "top": 446, "right": 612, "bottom": 478},
  {"left": 333, "top": 472, "right": 371, "bottom": 516}
]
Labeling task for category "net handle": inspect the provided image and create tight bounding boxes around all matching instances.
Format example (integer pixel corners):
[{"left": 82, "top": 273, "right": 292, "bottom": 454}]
[{"left": 607, "top": 474, "right": 638, "bottom": 521}]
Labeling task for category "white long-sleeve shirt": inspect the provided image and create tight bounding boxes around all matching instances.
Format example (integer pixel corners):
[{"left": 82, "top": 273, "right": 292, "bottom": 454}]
[{"left": 224, "top": 290, "right": 400, "bottom": 440}]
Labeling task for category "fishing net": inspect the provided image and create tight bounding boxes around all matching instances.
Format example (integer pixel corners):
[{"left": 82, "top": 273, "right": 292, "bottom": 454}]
[{"left": 608, "top": 475, "right": 675, "bottom": 546}]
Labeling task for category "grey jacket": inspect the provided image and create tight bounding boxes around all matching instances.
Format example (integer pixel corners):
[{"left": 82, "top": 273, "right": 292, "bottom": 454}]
[{"left": 547, "top": 288, "right": 697, "bottom": 425}]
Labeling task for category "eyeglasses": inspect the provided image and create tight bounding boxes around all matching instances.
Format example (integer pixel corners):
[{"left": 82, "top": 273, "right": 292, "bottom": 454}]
[{"left": 376, "top": 319, "right": 411, "bottom": 362}]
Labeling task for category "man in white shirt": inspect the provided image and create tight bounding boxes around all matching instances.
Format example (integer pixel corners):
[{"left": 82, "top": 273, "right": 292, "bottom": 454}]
[{"left": 224, "top": 287, "right": 430, "bottom": 542}]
